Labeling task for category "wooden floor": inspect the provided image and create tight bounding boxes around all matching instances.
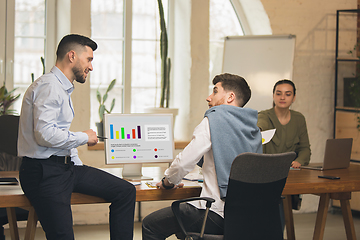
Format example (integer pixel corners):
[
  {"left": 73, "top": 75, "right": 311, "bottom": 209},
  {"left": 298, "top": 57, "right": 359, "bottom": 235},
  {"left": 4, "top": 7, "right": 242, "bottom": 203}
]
[{"left": 4, "top": 210, "right": 360, "bottom": 239}]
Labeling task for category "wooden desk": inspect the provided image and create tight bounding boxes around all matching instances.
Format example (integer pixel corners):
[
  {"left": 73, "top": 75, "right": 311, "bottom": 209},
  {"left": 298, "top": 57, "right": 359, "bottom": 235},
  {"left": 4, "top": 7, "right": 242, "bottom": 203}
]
[
  {"left": 282, "top": 163, "right": 360, "bottom": 240},
  {"left": 0, "top": 167, "right": 201, "bottom": 240},
  {"left": 2, "top": 164, "right": 360, "bottom": 240}
]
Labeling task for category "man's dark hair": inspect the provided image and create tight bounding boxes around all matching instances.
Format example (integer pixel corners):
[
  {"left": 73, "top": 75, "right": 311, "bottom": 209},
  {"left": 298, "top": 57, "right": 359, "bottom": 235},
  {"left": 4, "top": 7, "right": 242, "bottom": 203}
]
[
  {"left": 56, "top": 34, "right": 97, "bottom": 61},
  {"left": 212, "top": 73, "right": 251, "bottom": 107}
]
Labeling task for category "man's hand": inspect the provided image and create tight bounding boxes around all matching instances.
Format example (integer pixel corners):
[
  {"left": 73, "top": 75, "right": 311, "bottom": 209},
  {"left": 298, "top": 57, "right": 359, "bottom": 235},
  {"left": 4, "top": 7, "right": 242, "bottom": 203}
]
[
  {"left": 291, "top": 160, "right": 301, "bottom": 169},
  {"left": 156, "top": 178, "right": 184, "bottom": 189},
  {"left": 83, "top": 129, "right": 98, "bottom": 146}
]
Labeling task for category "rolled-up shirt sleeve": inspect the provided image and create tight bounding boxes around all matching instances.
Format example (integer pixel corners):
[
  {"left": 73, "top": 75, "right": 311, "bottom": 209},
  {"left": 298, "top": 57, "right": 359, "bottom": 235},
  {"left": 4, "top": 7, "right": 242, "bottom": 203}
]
[{"left": 165, "top": 117, "right": 212, "bottom": 185}]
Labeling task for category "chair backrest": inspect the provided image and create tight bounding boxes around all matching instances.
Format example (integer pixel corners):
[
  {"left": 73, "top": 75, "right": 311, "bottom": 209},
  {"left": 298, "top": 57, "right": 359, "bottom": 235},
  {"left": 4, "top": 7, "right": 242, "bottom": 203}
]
[
  {"left": 0, "top": 115, "right": 20, "bottom": 156},
  {"left": 0, "top": 115, "right": 22, "bottom": 171},
  {"left": 223, "top": 152, "right": 296, "bottom": 240}
]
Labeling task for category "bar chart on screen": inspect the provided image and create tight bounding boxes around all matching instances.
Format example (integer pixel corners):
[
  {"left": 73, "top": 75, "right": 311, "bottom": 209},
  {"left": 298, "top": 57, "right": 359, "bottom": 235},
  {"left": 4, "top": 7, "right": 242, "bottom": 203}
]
[
  {"left": 104, "top": 113, "right": 174, "bottom": 165},
  {"left": 110, "top": 124, "right": 143, "bottom": 140}
]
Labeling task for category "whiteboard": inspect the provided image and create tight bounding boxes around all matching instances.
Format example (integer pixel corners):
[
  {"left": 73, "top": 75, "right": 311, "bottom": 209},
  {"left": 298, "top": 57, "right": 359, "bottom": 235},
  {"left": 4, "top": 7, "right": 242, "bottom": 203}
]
[{"left": 222, "top": 35, "right": 295, "bottom": 111}]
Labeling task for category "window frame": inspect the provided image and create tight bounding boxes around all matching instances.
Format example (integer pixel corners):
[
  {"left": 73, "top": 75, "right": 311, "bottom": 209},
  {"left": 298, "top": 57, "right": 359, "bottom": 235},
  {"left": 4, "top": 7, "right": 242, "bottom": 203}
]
[{"left": 0, "top": 0, "right": 56, "bottom": 101}]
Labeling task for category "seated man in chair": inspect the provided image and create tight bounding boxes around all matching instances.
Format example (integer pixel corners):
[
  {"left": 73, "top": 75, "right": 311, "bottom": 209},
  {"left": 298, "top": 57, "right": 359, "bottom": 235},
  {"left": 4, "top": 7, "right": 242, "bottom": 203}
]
[{"left": 142, "top": 73, "right": 263, "bottom": 240}]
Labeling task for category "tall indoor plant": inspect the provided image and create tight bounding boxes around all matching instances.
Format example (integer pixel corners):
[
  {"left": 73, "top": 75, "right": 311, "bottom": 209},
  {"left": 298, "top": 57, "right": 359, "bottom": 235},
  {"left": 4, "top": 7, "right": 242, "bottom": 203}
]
[
  {"left": 145, "top": 0, "right": 178, "bottom": 126},
  {"left": 157, "top": 0, "right": 171, "bottom": 108}
]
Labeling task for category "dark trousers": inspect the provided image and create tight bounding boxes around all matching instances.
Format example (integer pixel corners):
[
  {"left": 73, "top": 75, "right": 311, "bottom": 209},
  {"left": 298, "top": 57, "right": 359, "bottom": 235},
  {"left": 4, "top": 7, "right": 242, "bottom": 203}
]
[
  {"left": 19, "top": 157, "right": 136, "bottom": 240},
  {"left": 142, "top": 203, "right": 224, "bottom": 240}
]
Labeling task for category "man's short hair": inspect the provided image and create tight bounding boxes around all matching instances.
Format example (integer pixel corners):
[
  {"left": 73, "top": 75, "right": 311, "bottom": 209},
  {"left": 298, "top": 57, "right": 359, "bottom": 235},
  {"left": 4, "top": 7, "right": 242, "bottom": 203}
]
[
  {"left": 212, "top": 73, "right": 251, "bottom": 107},
  {"left": 56, "top": 34, "right": 97, "bottom": 61}
]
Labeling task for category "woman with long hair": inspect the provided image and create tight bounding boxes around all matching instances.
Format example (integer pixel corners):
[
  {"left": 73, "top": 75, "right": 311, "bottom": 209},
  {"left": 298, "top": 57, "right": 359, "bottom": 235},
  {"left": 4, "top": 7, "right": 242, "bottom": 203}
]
[{"left": 257, "top": 79, "right": 311, "bottom": 234}]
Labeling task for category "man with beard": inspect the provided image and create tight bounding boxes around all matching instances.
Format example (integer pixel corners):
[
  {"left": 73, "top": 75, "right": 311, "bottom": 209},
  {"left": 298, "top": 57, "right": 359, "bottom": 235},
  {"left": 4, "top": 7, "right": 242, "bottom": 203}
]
[
  {"left": 18, "top": 34, "right": 136, "bottom": 240},
  {"left": 142, "top": 73, "right": 262, "bottom": 239}
]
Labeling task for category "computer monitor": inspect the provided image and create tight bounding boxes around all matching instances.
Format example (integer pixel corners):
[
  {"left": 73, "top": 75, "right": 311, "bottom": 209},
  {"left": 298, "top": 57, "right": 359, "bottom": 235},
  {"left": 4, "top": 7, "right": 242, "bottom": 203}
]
[{"left": 103, "top": 113, "right": 175, "bottom": 180}]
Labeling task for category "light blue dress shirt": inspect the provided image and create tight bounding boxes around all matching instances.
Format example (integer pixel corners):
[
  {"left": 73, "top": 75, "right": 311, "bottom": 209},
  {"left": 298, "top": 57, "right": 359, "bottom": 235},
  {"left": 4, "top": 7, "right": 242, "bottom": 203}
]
[{"left": 18, "top": 66, "right": 88, "bottom": 165}]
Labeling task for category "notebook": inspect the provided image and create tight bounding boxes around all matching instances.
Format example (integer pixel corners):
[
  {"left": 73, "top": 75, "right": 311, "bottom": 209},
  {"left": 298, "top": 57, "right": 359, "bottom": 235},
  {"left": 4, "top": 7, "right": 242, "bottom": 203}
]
[
  {"left": 0, "top": 177, "right": 19, "bottom": 185},
  {"left": 300, "top": 138, "right": 353, "bottom": 171}
]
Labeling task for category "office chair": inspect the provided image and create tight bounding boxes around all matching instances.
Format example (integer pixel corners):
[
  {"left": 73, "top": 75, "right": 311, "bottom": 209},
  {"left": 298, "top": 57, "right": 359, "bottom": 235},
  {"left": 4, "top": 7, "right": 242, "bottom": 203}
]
[
  {"left": 0, "top": 115, "right": 29, "bottom": 240},
  {"left": 171, "top": 152, "right": 296, "bottom": 240}
]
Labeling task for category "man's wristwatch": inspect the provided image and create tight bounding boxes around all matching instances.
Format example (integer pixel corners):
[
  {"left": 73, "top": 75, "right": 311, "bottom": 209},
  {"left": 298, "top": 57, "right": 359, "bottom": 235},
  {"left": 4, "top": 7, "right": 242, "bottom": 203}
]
[{"left": 161, "top": 177, "right": 175, "bottom": 189}]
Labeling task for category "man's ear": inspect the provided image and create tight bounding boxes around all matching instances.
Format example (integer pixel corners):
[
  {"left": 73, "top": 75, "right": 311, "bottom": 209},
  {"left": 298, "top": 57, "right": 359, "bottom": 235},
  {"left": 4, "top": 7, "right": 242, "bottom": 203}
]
[
  {"left": 68, "top": 50, "right": 76, "bottom": 63},
  {"left": 227, "top": 92, "right": 236, "bottom": 104}
]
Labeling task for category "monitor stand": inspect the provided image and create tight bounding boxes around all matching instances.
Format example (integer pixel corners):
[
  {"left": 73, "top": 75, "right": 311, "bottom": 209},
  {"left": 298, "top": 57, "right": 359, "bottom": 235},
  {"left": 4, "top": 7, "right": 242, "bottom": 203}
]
[{"left": 122, "top": 163, "right": 153, "bottom": 181}]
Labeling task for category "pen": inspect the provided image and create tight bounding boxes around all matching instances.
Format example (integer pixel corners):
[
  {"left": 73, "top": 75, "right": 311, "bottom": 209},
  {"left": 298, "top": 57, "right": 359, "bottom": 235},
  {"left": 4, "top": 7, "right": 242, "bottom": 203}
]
[{"left": 97, "top": 136, "right": 108, "bottom": 139}]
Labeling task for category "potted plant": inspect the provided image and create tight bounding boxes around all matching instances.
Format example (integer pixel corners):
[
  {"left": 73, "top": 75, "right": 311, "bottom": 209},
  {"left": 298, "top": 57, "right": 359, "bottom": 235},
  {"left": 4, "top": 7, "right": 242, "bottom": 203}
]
[
  {"left": 0, "top": 84, "right": 21, "bottom": 160},
  {"left": 96, "top": 79, "right": 116, "bottom": 138},
  {"left": 0, "top": 84, "right": 20, "bottom": 116},
  {"left": 145, "top": 0, "right": 178, "bottom": 123}
]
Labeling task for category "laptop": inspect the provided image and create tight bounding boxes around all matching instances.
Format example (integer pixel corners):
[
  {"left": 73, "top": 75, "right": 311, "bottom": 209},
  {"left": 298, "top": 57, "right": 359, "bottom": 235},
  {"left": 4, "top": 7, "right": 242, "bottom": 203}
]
[{"left": 301, "top": 138, "right": 353, "bottom": 171}]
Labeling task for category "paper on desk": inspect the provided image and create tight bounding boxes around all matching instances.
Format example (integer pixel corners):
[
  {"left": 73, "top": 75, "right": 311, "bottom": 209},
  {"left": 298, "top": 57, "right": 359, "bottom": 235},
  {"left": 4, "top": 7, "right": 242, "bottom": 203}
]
[
  {"left": 261, "top": 129, "right": 276, "bottom": 145},
  {"left": 181, "top": 181, "right": 201, "bottom": 187},
  {"left": 145, "top": 181, "right": 200, "bottom": 188},
  {"left": 183, "top": 166, "right": 203, "bottom": 181},
  {"left": 183, "top": 172, "right": 203, "bottom": 181}
]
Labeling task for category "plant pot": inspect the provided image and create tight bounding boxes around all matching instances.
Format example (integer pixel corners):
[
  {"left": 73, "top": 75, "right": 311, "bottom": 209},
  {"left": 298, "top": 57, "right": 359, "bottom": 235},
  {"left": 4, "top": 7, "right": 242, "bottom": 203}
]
[{"left": 96, "top": 122, "right": 104, "bottom": 142}]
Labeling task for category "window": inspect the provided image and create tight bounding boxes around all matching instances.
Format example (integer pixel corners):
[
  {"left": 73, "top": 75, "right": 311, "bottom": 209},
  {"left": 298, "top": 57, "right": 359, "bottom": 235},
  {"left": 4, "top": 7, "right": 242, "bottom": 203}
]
[
  {"left": 131, "top": 0, "right": 168, "bottom": 113},
  {"left": 90, "top": 0, "right": 244, "bottom": 130},
  {"left": 90, "top": 0, "right": 125, "bottom": 129},
  {"left": 13, "top": 0, "right": 46, "bottom": 111},
  {"left": 0, "top": 0, "right": 54, "bottom": 114},
  {"left": 91, "top": 0, "right": 168, "bottom": 130},
  {"left": 209, "top": 0, "right": 243, "bottom": 84}
]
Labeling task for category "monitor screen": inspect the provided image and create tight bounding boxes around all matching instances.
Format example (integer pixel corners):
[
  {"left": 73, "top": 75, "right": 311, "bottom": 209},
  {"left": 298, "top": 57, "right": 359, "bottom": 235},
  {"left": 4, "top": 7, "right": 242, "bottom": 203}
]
[{"left": 103, "top": 113, "right": 175, "bottom": 166}]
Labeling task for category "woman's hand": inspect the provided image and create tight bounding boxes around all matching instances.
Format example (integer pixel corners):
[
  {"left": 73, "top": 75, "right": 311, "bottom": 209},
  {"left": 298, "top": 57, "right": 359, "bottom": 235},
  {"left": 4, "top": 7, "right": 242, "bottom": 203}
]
[{"left": 291, "top": 160, "right": 301, "bottom": 169}]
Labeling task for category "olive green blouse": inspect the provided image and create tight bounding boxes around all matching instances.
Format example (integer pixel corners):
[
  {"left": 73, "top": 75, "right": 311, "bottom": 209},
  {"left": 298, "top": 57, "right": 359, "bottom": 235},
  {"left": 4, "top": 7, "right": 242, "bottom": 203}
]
[{"left": 257, "top": 108, "right": 311, "bottom": 166}]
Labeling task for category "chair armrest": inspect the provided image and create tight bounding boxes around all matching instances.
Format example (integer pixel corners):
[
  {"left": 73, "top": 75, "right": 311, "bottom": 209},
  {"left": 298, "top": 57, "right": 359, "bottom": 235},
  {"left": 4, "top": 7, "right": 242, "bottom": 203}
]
[
  {"left": 171, "top": 197, "right": 215, "bottom": 238},
  {"left": 172, "top": 197, "right": 215, "bottom": 208}
]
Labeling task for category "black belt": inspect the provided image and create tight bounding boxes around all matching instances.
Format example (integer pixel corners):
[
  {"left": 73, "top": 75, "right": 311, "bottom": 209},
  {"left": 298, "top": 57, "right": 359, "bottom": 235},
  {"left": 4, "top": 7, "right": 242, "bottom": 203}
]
[
  {"left": 48, "top": 155, "right": 71, "bottom": 164},
  {"left": 23, "top": 155, "right": 71, "bottom": 164}
]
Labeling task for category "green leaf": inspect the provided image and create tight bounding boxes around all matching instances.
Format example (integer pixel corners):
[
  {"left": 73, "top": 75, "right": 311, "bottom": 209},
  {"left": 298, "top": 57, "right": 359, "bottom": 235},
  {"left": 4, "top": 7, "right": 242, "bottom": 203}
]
[
  {"left": 110, "top": 98, "right": 115, "bottom": 113},
  {"left": 106, "top": 79, "right": 116, "bottom": 93},
  {"left": 41, "top": 56, "right": 45, "bottom": 74},
  {"left": 103, "top": 93, "right": 108, "bottom": 103},
  {"left": 96, "top": 89, "right": 102, "bottom": 103},
  {"left": 6, "top": 87, "right": 18, "bottom": 96},
  {"left": 99, "top": 105, "right": 105, "bottom": 121},
  {"left": 0, "top": 85, "right": 6, "bottom": 96},
  {"left": 12, "top": 93, "right": 20, "bottom": 102}
]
